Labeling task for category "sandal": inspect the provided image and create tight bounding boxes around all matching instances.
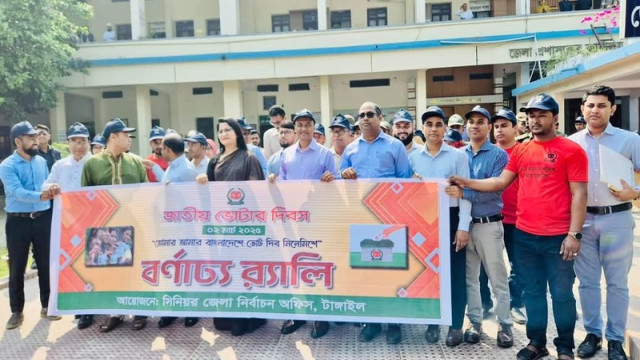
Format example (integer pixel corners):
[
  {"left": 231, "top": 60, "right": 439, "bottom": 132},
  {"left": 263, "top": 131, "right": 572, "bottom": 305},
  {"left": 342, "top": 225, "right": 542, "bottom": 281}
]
[
  {"left": 557, "top": 354, "right": 574, "bottom": 360},
  {"left": 100, "top": 315, "right": 124, "bottom": 333},
  {"left": 516, "top": 344, "right": 550, "bottom": 360}
]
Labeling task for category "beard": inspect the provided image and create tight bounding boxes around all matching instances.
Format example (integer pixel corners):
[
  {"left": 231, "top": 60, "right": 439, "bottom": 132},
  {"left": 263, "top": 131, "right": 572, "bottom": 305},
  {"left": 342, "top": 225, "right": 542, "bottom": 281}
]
[
  {"left": 280, "top": 142, "right": 292, "bottom": 149},
  {"left": 394, "top": 133, "right": 413, "bottom": 147},
  {"left": 153, "top": 148, "right": 162, "bottom": 156},
  {"left": 24, "top": 147, "right": 38, "bottom": 157}
]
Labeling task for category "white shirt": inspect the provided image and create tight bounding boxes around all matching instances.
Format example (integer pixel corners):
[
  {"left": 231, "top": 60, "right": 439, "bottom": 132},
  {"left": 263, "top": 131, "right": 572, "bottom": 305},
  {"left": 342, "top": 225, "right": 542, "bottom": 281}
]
[
  {"left": 262, "top": 127, "right": 281, "bottom": 160},
  {"left": 103, "top": 30, "right": 116, "bottom": 42},
  {"left": 43, "top": 153, "right": 92, "bottom": 192},
  {"left": 191, "top": 156, "right": 209, "bottom": 175},
  {"left": 457, "top": 9, "right": 474, "bottom": 20}
]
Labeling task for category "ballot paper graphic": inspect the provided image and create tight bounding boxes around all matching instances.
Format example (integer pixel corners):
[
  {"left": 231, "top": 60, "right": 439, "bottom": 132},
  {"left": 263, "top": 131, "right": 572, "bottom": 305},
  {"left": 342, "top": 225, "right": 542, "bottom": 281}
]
[{"left": 599, "top": 144, "right": 635, "bottom": 191}]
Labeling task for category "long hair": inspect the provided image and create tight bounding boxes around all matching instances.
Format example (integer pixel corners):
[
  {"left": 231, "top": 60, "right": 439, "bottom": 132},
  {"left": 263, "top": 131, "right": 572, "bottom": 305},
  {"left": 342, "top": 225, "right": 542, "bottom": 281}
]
[{"left": 218, "top": 118, "right": 247, "bottom": 154}]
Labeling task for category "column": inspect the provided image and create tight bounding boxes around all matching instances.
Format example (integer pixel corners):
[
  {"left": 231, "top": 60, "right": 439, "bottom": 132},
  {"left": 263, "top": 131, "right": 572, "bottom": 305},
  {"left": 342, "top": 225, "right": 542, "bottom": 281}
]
[
  {"left": 223, "top": 80, "right": 244, "bottom": 118},
  {"left": 168, "top": 85, "right": 184, "bottom": 133},
  {"left": 550, "top": 92, "right": 565, "bottom": 131},
  {"left": 130, "top": 0, "right": 147, "bottom": 40},
  {"left": 317, "top": 0, "right": 328, "bottom": 30},
  {"left": 516, "top": 63, "right": 530, "bottom": 88},
  {"left": 49, "top": 91, "right": 67, "bottom": 143},
  {"left": 415, "top": 0, "right": 426, "bottom": 24},
  {"left": 134, "top": 85, "right": 152, "bottom": 156},
  {"left": 219, "top": 0, "right": 240, "bottom": 36},
  {"left": 416, "top": 70, "right": 427, "bottom": 131},
  {"left": 629, "top": 96, "right": 639, "bottom": 133},
  {"left": 163, "top": 0, "right": 173, "bottom": 38},
  {"left": 93, "top": 97, "right": 107, "bottom": 135},
  {"left": 516, "top": 0, "right": 528, "bottom": 15},
  {"left": 319, "top": 75, "right": 332, "bottom": 145}
]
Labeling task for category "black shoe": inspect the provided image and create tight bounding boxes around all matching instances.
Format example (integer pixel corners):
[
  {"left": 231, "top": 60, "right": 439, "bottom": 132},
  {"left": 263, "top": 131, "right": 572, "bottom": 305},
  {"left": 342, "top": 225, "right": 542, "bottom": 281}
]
[
  {"left": 517, "top": 344, "right": 549, "bottom": 360},
  {"left": 77, "top": 315, "right": 94, "bottom": 330},
  {"left": 359, "top": 323, "right": 382, "bottom": 342},
  {"left": 184, "top": 317, "right": 199, "bottom": 327},
  {"left": 385, "top": 324, "right": 401, "bottom": 344},
  {"left": 425, "top": 325, "right": 440, "bottom": 344},
  {"left": 246, "top": 318, "right": 266, "bottom": 333},
  {"left": 158, "top": 317, "right": 176, "bottom": 328},
  {"left": 230, "top": 319, "right": 247, "bottom": 336},
  {"left": 445, "top": 328, "right": 463, "bottom": 347},
  {"left": 100, "top": 316, "right": 124, "bottom": 333},
  {"left": 310, "top": 321, "right": 330, "bottom": 339},
  {"left": 281, "top": 320, "right": 306, "bottom": 335},
  {"left": 607, "top": 340, "right": 628, "bottom": 360},
  {"left": 213, "top": 318, "right": 232, "bottom": 331},
  {"left": 463, "top": 322, "right": 482, "bottom": 344},
  {"left": 497, "top": 324, "right": 513, "bottom": 348},
  {"left": 577, "top": 333, "right": 602, "bottom": 358},
  {"left": 132, "top": 315, "right": 147, "bottom": 330}
]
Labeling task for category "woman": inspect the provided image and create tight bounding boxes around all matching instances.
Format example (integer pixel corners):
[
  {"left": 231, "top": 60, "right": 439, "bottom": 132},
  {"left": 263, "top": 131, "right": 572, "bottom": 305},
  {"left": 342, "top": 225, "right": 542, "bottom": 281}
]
[
  {"left": 205, "top": 138, "right": 217, "bottom": 159},
  {"left": 197, "top": 118, "right": 265, "bottom": 336}
]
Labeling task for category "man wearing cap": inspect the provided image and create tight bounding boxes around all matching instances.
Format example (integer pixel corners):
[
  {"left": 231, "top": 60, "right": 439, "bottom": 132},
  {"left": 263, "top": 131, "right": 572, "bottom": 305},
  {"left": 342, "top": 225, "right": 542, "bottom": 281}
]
[
  {"left": 574, "top": 115, "right": 586, "bottom": 133},
  {"left": 34, "top": 124, "right": 62, "bottom": 171},
  {"left": 516, "top": 112, "right": 533, "bottom": 143},
  {"left": 449, "top": 93, "right": 587, "bottom": 360},
  {"left": 91, "top": 134, "right": 106, "bottom": 155},
  {"left": 353, "top": 121, "right": 362, "bottom": 138},
  {"left": 569, "top": 85, "right": 640, "bottom": 360},
  {"left": 446, "top": 105, "right": 513, "bottom": 348},
  {"left": 146, "top": 126, "right": 169, "bottom": 182},
  {"left": 82, "top": 118, "right": 149, "bottom": 332},
  {"left": 380, "top": 120, "right": 392, "bottom": 135},
  {"left": 103, "top": 23, "right": 116, "bottom": 42},
  {"left": 411, "top": 106, "right": 471, "bottom": 347},
  {"left": 266, "top": 122, "right": 296, "bottom": 177},
  {"left": 237, "top": 118, "right": 268, "bottom": 175},
  {"left": 0, "top": 121, "right": 62, "bottom": 330},
  {"left": 444, "top": 129, "right": 464, "bottom": 148},
  {"left": 392, "top": 109, "right": 421, "bottom": 154},
  {"left": 328, "top": 114, "right": 355, "bottom": 169},
  {"left": 263, "top": 105, "right": 287, "bottom": 159},
  {"left": 313, "top": 124, "right": 326, "bottom": 146},
  {"left": 341, "top": 101, "right": 411, "bottom": 344},
  {"left": 186, "top": 132, "right": 209, "bottom": 175}
]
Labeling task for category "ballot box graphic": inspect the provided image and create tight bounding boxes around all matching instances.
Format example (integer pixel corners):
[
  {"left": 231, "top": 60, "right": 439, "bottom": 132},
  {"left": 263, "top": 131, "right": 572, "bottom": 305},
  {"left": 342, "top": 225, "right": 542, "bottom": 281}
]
[{"left": 350, "top": 224, "right": 408, "bottom": 269}]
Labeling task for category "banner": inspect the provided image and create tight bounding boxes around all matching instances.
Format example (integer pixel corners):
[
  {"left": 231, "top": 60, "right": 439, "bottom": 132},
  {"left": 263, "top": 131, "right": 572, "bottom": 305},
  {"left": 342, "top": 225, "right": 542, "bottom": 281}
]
[
  {"left": 621, "top": 0, "right": 640, "bottom": 39},
  {"left": 49, "top": 180, "right": 451, "bottom": 324}
]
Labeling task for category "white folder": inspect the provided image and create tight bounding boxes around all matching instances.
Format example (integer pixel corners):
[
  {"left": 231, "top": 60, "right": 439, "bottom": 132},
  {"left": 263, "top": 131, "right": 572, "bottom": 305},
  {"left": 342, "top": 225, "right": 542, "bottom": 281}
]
[{"left": 599, "top": 144, "right": 635, "bottom": 191}]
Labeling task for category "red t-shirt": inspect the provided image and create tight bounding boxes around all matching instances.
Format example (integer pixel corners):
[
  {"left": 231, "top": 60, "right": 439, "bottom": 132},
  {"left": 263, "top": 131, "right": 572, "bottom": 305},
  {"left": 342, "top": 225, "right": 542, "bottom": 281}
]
[
  {"left": 501, "top": 144, "right": 519, "bottom": 225},
  {"left": 505, "top": 137, "right": 588, "bottom": 236},
  {"left": 146, "top": 154, "right": 169, "bottom": 183}
]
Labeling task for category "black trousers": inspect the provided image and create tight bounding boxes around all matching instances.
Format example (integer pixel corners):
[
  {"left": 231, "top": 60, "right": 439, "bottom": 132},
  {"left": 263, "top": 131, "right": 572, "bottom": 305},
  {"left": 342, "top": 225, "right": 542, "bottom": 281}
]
[
  {"left": 449, "top": 207, "right": 467, "bottom": 330},
  {"left": 6, "top": 210, "right": 52, "bottom": 313}
]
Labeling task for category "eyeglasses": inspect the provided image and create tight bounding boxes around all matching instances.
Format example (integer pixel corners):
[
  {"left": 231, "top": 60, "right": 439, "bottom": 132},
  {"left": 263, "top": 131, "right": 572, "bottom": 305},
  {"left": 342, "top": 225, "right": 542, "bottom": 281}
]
[
  {"left": 331, "top": 129, "right": 347, "bottom": 136},
  {"left": 279, "top": 129, "right": 294, "bottom": 136},
  {"left": 218, "top": 128, "right": 234, "bottom": 134},
  {"left": 358, "top": 111, "right": 377, "bottom": 119}
]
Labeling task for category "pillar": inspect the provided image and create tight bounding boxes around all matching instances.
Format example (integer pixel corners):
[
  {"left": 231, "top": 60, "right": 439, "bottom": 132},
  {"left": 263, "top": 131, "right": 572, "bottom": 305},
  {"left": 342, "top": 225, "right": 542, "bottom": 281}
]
[
  {"left": 416, "top": 70, "right": 427, "bottom": 130},
  {"left": 629, "top": 96, "right": 639, "bottom": 133},
  {"left": 49, "top": 91, "right": 67, "bottom": 143},
  {"left": 319, "top": 75, "right": 332, "bottom": 145},
  {"left": 550, "top": 92, "right": 566, "bottom": 131},
  {"left": 93, "top": 97, "right": 107, "bottom": 136},
  {"left": 516, "top": 0, "right": 528, "bottom": 15},
  {"left": 134, "top": 85, "right": 152, "bottom": 156},
  {"left": 168, "top": 85, "right": 184, "bottom": 133},
  {"left": 223, "top": 80, "right": 244, "bottom": 118},
  {"left": 219, "top": 0, "right": 240, "bottom": 36},
  {"left": 317, "top": 0, "right": 328, "bottom": 30},
  {"left": 415, "top": 0, "right": 426, "bottom": 24},
  {"left": 130, "top": 0, "right": 147, "bottom": 40}
]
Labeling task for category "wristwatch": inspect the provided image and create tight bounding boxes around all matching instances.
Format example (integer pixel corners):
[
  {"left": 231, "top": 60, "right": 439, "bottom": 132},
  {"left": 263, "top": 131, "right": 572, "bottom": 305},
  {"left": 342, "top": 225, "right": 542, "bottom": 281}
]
[{"left": 568, "top": 231, "right": 582, "bottom": 241}]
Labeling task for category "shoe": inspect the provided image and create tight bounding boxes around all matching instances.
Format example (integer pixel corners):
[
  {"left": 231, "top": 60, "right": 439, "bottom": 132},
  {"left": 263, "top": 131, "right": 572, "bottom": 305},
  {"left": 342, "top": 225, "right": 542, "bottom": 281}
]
[
  {"left": 445, "top": 328, "right": 463, "bottom": 347},
  {"left": 577, "top": 333, "right": 602, "bottom": 358},
  {"left": 100, "top": 315, "right": 124, "bottom": 332},
  {"left": 40, "top": 308, "right": 62, "bottom": 321},
  {"left": 184, "top": 317, "right": 199, "bottom": 327},
  {"left": 558, "top": 353, "right": 575, "bottom": 360},
  {"left": 463, "top": 322, "right": 482, "bottom": 344},
  {"left": 359, "top": 323, "right": 382, "bottom": 342},
  {"left": 281, "top": 320, "right": 306, "bottom": 335},
  {"left": 213, "top": 318, "right": 232, "bottom": 331},
  {"left": 607, "top": 340, "right": 628, "bottom": 360},
  {"left": 158, "top": 317, "right": 176, "bottom": 328},
  {"left": 511, "top": 307, "right": 527, "bottom": 325},
  {"left": 246, "top": 318, "right": 266, "bottom": 333},
  {"left": 77, "top": 315, "right": 94, "bottom": 329},
  {"left": 517, "top": 344, "right": 549, "bottom": 360},
  {"left": 385, "top": 324, "right": 402, "bottom": 344},
  {"left": 310, "top": 321, "right": 330, "bottom": 339},
  {"left": 132, "top": 316, "right": 147, "bottom": 330},
  {"left": 425, "top": 325, "right": 440, "bottom": 344},
  {"left": 6, "top": 312, "right": 24, "bottom": 330},
  {"left": 497, "top": 324, "right": 513, "bottom": 348},
  {"left": 230, "top": 319, "right": 248, "bottom": 336}
]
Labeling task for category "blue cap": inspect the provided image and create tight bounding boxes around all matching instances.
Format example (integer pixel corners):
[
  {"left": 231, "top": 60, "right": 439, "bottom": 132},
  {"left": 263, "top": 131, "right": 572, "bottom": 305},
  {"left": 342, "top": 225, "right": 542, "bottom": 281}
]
[
  {"left": 149, "top": 126, "right": 166, "bottom": 141},
  {"left": 519, "top": 93, "right": 559, "bottom": 115},
  {"left": 465, "top": 105, "right": 491, "bottom": 120},
  {"left": 67, "top": 122, "right": 90, "bottom": 139},
  {"left": 444, "top": 129, "right": 463, "bottom": 142},
  {"left": 91, "top": 133, "right": 106, "bottom": 146},
  {"left": 293, "top": 109, "right": 315, "bottom": 124},
  {"left": 186, "top": 132, "right": 208, "bottom": 146},
  {"left": 236, "top": 118, "right": 253, "bottom": 130},
  {"left": 421, "top": 106, "right": 446, "bottom": 121},
  {"left": 10, "top": 121, "right": 38, "bottom": 142},
  {"left": 329, "top": 114, "right": 353, "bottom": 132},
  {"left": 103, "top": 118, "right": 136, "bottom": 140},
  {"left": 392, "top": 109, "right": 414, "bottom": 124},
  {"left": 491, "top": 108, "right": 517, "bottom": 124},
  {"left": 575, "top": 115, "right": 586, "bottom": 124},
  {"left": 314, "top": 124, "right": 325, "bottom": 136}
]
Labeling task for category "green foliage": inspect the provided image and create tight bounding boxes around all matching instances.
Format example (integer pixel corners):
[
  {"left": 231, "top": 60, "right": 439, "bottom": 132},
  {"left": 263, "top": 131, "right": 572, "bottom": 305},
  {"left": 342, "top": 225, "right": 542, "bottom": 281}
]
[
  {"left": 0, "top": 0, "right": 92, "bottom": 121},
  {"left": 542, "top": 45, "right": 609, "bottom": 76},
  {"left": 51, "top": 142, "right": 70, "bottom": 158}
]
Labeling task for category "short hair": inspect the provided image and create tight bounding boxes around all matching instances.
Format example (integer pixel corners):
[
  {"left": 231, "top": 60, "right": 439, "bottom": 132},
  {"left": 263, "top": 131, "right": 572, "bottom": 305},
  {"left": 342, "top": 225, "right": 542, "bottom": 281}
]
[
  {"left": 35, "top": 124, "right": 50, "bottom": 133},
  {"left": 582, "top": 85, "right": 616, "bottom": 106},
  {"left": 163, "top": 134, "right": 184, "bottom": 155},
  {"left": 280, "top": 122, "right": 294, "bottom": 131},
  {"left": 268, "top": 105, "right": 286, "bottom": 118},
  {"left": 250, "top": 129, "right": 259, "bottom": 135}
]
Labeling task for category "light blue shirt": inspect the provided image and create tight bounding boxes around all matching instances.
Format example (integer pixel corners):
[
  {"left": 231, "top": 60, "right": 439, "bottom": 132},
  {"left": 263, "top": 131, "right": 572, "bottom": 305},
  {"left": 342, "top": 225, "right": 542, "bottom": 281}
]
[
  {"left": 0, "top": 151, "right": 50, "bottom": 213},
  {"left": 161, "top": 154, "right": 198, "bottom": 183},
  {"left": 43, "top": 153, "right": 91, "bottom": 192},
  {"left": 340, "top": 130, "right": 412, "bottom": 179},
  {"left": 409, "top": 143, "right": 472, "bottom": 232},
  {"left": 248, "top": 144, "right": 268, "bottom": 175},
  {"left": 267, "top": 149, "right": 285, "bottom": 176},
  {"left": 280, "top": 139, "right": 335, "bottom": 180},
  {"left": 462, "top": 140, "right": 508, "bottom": 218},
  {"left": 569, "top": 123, "right": 640, "bottom": 207},
  {"left": 191, "top": 156, "right": 209, "bottom": 175}
]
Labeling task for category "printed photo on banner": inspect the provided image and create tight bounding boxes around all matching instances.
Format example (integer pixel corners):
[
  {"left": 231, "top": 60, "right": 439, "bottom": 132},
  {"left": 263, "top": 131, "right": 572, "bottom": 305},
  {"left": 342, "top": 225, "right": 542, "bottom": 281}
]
[
  {"left": 349, "top": 224, "right": 408, "bottom": 269},
  {"left": 85, "top": 226, "right": 135, "bottom": 267}
]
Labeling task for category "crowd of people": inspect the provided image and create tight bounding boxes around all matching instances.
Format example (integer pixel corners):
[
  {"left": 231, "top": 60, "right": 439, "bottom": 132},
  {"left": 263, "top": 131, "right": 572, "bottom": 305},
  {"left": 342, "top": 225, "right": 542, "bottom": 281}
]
[{"left": 0, "top": 84, "right": 637, "bottom": 360}]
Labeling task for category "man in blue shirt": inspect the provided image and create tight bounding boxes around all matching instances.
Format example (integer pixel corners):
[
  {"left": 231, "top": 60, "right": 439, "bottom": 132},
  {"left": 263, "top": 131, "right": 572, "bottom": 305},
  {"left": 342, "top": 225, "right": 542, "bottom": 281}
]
[
  {"left": 237, "top": 118, "right": 268, "bottom": 174},
  {"left": 266, "top": 122, "right": 296, "bottom": 177},
  {"left": 160, "top": 133, "right": 199, "bottom": 184},
  {"left": 0, "top": 121, "right": 62, "bottom": 330}
]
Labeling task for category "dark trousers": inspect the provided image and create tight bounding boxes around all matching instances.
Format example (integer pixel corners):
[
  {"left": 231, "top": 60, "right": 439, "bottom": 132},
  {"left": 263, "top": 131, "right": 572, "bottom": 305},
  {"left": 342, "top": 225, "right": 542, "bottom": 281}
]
[
  {"left": 6, "top": 210, "right": 52, "bottom": 313},
  {"left": 449, "top": 207, "right": 467, "bottom": 330},
  {"left": 515, "top": 228, "right": 576, "bottom": 354}
]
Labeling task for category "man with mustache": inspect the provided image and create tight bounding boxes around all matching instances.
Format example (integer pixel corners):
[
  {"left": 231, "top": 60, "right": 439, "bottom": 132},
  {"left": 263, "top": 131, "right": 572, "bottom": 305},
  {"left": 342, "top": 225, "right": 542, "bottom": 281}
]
[
  {"left": 145, "top": 126, "right": 168, "bottom": 182},
  {"left": 391, "top": 109, "right": 421, "bottom": 154}
]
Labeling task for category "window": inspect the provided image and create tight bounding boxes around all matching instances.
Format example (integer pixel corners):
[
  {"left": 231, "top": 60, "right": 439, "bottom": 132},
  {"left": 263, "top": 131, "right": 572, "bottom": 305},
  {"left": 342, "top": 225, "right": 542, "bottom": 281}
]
[
  {"left": 367, "top": 8, "right": 387, "bottom": 27},
  {"left": 115, "top": 24, "right": 131, "bottom": 40},
  {"left": 192, "top": 87, "right": 213, "bottom": 95},
  {"left": 431, "top": 4, "right": 452, "bottom": 22},
  {"left": 148, "top": 22, "right": 166, "bottom": 39},
  {"left": 433, "top": 75, "right": 454, "bottom": 82},
  {"left": 207, "top": 19, "right": 220, "bottom": 36},
  {"left": 272, "top": 15, "right": 290, "bottom": 33},
  {"left": 263, "top": 96, "right": 276, "bottom": 110},
  {"left": 289, "top": 83, "right": 310, "bottom": 91},
  {"left": 330, "top": 10, "right": 351, "bottom": 29},
  {"left": 349, "top": 79, "right": 390, "bottom": 88},
  {"left": 302, "top": 10, "right": 318, "bottom": 30},
  {"left": 102, "top": 91, "right": 123, "bottom": 99},
  {"left": 196, "top": 117, "right": 215, "bottom": 140},
  {"left": 151, "top": 119, "right": 160, "bottom": 128},
  {"left": 149, "top": 89, "right": 159, "bottom": 96},
  {"left": 470, "top": 73, "right": 493, "bottom": 80},
  {"left": 257, "top": 84, "right": 279, "bottom": 92},
  {"left": 175, "top": 20, "right": 194, "bottom": 37}
]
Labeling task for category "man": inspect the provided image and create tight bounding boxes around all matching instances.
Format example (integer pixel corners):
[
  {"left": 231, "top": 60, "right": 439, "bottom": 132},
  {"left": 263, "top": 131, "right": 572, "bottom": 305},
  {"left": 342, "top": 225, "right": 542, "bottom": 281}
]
[
  {"left": 516, "top": 112, "right": 533, "bottom": 143},
  {"left": 574, "top": 115, "right": 586, "bottom": 132},
  {"left": 569, "top": 85, "right": 640, "bottom": 360},
  {"left": 103, "top": 23, "right": 116, "bottom": 42},
  {"left": 263, "top": 105, "right": 286, "bottom": 159},
  {"left": 447, "top": 105, "right": 513, "bottom": 348},
  {"left": 82, "top": 118, "right": 149, "bottom": 332},
  {"left": 146, "top": 126, "right": 169, "bottom": 182},
  {"left": 35, "top": 124, "right": 61, "bottom": 171},
  {"left": 380, "top": 120, "right": 392, "bottom": 135},
  {"left": 457, "top": 3, "right": 474, "bottom": 19},
  {"left": 248, "top": 130, "right": 260, "bottom": 148},
  {"left": 353, "top": 121, "right": 362, "bottom": 138},
  {"left": 266, "top": 122, "right": 296, "bottom": 177},
  {"left": 272, "top": 109, "right": 335, "bottom": 339},
  {"left": 313, "top": 123, "right": 326, "bottom": 146},
  {"left": 444, "top": 129, "right": 464, "bottom": 148},
  {"left": 448, "top": 113, "right": 470, "bottom": 141},
  {"left": 449, "top": 94, "right": 587, "bottom": 360},
  {"left": 341, "top": 101, "right": 411, "bottom": 344},
  {"left": 411, "top": 106, "right": 471, "bottom": 347},
  {"left": 91, "top": 134, "right": 106, "bottom": 154},
  {"left": 392, "top": 109, "right": 421, "bottom": 154},
  {"left": 237, "top": 118, "right": 268, "bottom": 174},
  {"left": 0, "top": 121, "right": 62, "bottom": 330},
  {"left": 186, "top": 132, "right": 209, "bottom": 175},
  {"left": 328, "top": 114, "right": 354, "bottom": 169}
]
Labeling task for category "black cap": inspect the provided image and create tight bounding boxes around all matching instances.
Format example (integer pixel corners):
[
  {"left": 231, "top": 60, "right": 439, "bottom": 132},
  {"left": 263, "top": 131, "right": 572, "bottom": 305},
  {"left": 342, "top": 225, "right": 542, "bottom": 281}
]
[
  {"left": 10, "top": 121, "right": 38, "bottom": 142},
  {"left": 186, "top": 132, "right": 208, "bottom": 146},
  {"left": 149, "top": 126, "right": 166, "bottom": 141},
  {"left": 421, "top": 106, "right": 446, "bottom": 121},
  {"left": 293, "top": 109, "right": 316, "bottom": 124},
  {"left": 491, "top": 108, "right": 517, "bottom": 124},
  {"left": 444, "top": 129, "right": 463, "bottom": 142},
  {"left": 519, "top": 93, "right": 559, "bottom": 115},
  {"left": 91, "top": 133, "right": 106, "bottom": 146},
  {"left": 103, "top": 118, "right": 136, "bottom": 140},
  {"left": 314, "top": 123, "right": 325, "bottom": 136},
  {"left": 575, "top": 116, "right": 586, "bottom": 124},
  {"left": 465, "top": 105, "right": 492, "bottom": 121},
  {"left": 392, "top": 109, "right": 414, "bottom": 124},
  {"left": 67, "top": 122, "right": 90, "bottom": 139},
  {"left": 236, "top": 118, "right": 253, "bottom": 130},
  {"left": 329, "top": 114, "right": 353, "bottom": 132}
]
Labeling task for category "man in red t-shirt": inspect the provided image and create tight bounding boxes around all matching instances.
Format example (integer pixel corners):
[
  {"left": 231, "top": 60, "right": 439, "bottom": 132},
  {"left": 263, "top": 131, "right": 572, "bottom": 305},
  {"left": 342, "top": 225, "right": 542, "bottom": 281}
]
[
  {"left": 448, "top": 94, "right": 587, "bottom": 360},
  {"left": 146, "top": 126, "right": 168, "bottom": 182}
]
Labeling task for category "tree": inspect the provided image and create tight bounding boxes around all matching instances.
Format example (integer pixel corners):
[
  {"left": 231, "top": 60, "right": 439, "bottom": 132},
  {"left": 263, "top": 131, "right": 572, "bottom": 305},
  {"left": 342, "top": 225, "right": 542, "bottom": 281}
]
[{"left": 0, "top": 0, "right": 92, "bottom": 121}]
